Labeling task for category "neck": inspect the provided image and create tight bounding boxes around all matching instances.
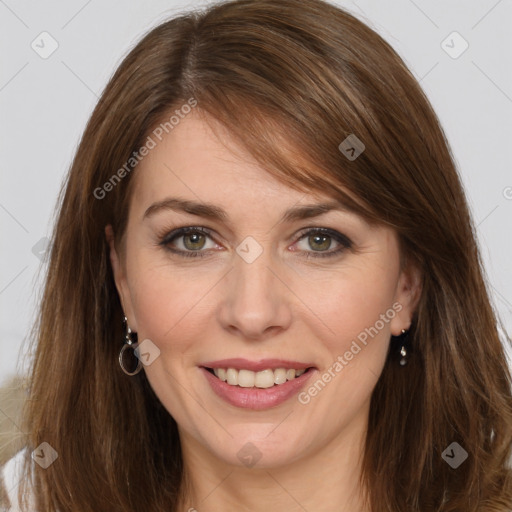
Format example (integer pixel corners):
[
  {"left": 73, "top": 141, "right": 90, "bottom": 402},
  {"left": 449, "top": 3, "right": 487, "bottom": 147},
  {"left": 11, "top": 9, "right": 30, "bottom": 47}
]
[{"left": 176, "top": 407, "right": 371, "bottom": 512}]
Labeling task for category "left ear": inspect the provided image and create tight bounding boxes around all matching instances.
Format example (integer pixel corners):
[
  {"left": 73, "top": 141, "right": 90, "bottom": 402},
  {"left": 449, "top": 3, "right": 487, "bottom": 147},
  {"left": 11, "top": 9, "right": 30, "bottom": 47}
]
[
  {"left": 105, "top": 224, "right": 139, "bottom": 332},
  {"left": 390, "top": 258, "right": 423, "bottom": 336}
]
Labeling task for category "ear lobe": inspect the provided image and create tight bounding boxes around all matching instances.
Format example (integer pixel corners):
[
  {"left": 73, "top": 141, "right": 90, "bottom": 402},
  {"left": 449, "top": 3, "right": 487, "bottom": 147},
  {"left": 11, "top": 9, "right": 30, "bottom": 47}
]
[{"left": 390, "top": 260, "right": 423, "bottom": 335}]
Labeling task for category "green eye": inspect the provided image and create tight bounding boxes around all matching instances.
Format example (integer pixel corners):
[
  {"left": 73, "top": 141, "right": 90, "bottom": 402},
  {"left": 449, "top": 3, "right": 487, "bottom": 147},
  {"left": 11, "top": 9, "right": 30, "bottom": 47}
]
[
  {"left": 307, "top": 233, "right": 332, "bottom": 251},
  {"left": 161, "top": 227, "right": 214, "bottom": 258},
  {"left": 159, "top": 226, "right": 352, "bottom": 259},
  {"left": 181, "top": 231, "right": 207, "bottom": 251},
  {"left": 295, "top": 228, "right": 352, "bottom": 259}
]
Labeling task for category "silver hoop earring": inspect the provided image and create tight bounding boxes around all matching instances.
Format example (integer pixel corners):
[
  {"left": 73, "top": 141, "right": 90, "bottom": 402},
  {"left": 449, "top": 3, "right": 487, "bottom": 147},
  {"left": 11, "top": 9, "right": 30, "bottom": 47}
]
[{"left": 118, "top": 316, "right": 143, "bottom": 376}]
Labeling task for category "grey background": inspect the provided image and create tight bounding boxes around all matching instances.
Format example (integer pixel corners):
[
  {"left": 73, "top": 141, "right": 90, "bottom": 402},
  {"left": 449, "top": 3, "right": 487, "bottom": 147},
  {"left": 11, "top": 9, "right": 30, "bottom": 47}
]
[{"left": 1, "top": 0, "right": 511, "bottom": 386}]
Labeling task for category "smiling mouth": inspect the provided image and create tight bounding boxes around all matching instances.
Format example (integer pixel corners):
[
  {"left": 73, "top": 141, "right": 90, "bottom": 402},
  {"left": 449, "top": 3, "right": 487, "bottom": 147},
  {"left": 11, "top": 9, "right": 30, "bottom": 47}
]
[{"left": 204, "top": 366, "right": 315, "bottom": 389}]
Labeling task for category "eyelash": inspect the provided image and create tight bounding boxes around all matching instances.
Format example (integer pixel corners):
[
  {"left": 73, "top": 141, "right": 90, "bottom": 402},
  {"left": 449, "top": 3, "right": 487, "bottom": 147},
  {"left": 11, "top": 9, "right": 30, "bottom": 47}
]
[{"left": 158, "top": 226, "right": 352, "bottom": 260}]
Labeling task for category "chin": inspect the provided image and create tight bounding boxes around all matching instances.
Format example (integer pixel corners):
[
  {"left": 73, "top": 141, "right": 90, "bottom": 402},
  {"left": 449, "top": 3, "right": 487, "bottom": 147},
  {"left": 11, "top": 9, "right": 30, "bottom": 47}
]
[{"left": 204, "top": 423, "right": 312, "bottom": 469}]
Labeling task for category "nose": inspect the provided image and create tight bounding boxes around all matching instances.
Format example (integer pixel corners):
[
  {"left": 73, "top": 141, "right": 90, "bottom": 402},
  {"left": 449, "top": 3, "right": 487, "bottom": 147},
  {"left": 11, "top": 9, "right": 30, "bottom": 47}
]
[{"left": 217, "top": 245, "right": 293, "bottom": 341}]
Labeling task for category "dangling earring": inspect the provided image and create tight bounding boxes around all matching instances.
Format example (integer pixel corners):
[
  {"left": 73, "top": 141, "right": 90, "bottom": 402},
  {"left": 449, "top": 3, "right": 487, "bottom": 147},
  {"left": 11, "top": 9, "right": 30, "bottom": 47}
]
[
  {"left": 118, "top": 316, "right": 143, "bottom": 376},
  {"left": 399, "top": 328, "right": 410, "bottom": 366}
]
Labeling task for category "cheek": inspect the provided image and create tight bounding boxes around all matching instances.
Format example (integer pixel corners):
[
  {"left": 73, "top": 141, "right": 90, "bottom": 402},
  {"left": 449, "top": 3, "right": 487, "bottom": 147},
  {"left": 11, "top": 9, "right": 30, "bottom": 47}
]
[
  {"left": 125, "top": 255, "right": 215, "bottom": 430},
  {"left": 127, "top": 249, "right": 214, "bottom": 354},
  {"left": 296, "top": 263, "right": 399, "bottom": 356},
  {"left": 128, "top": 260, "right": 210, "bottom": 350},
  {"left": 128, "top": 244, "right": 399, "bottom": 362},
  {"left": 290, "top": 267, "right": 398, "bottom": 444}
]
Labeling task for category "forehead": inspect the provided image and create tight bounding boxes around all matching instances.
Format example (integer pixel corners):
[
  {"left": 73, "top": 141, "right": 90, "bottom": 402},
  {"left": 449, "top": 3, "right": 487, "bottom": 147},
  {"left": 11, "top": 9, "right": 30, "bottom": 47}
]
[{"left": 130, "top": 110, "right": 335, "bottom": 214}]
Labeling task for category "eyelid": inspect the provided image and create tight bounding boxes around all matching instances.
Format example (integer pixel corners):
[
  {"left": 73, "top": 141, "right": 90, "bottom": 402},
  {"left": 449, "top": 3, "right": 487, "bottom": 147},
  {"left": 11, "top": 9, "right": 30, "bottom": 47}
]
[
  {"left": 159, "top": 226, "right": 219, "bottom": 249},
  {"left": 158, "top": 225, "right": 353, "bottom": 259},
  {"left": 294, "top": 226, "right": 352, "bottom": 248},
  {"left": 291, "top": 227, "right": 353, "bottom": 260}
]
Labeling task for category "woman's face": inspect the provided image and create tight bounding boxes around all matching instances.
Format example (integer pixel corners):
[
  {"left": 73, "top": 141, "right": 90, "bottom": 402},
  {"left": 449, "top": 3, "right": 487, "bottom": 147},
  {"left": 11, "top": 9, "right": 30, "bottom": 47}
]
[{"left": 108, "top": 109, "right": 420, "bottom": 469}]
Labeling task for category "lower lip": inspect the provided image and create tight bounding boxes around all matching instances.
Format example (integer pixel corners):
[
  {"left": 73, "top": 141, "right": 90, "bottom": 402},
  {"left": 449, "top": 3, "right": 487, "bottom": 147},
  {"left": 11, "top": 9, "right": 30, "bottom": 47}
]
[{"left": 200, "top": 367, "right": 316, "bottom": 410}]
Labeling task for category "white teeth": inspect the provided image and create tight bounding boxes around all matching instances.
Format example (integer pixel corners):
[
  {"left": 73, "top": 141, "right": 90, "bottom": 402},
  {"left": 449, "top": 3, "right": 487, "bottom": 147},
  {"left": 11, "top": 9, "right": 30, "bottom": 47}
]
[
  {"left": 274, "top": 368, "right": 287, "bottom": 384},
  {"left": 226, "top": 368, "right": 238, "bottom": 385},
  {"left": 216, "top": 368, "right": 227, "bottom": 381},
  {"left": 211, "top": 367, "right": 309, "bottom": 388},
  {"left": 254, "top": 369, "right": 275, "bottom": 388},
  {"left": 238, "top": 369, "right": 255, "bottom": 388}
]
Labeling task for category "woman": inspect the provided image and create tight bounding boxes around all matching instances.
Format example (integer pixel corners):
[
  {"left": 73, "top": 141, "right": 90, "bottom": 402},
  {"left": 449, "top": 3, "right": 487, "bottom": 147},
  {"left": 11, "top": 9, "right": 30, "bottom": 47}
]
[{"left": 2, "top": 0, "right": 511, "bottom": 510}]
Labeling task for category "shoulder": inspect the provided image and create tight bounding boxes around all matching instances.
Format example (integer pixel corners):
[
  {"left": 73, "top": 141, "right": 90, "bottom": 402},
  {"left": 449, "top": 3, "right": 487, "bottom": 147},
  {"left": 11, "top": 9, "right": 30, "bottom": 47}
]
[{"left": 1, "top": 447, "right": 36, "bottom": 511}]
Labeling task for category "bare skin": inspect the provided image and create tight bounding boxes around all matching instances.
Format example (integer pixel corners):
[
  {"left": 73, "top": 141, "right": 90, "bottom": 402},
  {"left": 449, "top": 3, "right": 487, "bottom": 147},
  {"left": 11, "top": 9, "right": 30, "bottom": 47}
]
[{"left": 107, "top": 110, "right": 421, "bottom": 511}]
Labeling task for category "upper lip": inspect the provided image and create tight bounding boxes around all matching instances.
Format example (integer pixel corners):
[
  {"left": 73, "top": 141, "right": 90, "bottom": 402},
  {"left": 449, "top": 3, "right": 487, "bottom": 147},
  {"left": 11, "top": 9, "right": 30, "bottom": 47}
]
[{"left": 200, "top": 358, "right": 316, "bottom": 372}]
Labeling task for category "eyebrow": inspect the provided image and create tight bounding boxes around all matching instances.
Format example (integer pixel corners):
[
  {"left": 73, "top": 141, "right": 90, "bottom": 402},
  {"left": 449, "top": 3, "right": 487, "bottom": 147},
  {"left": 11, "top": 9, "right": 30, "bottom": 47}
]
[{"left": 143, "top": 197, "right": 349, "bottom": 224}]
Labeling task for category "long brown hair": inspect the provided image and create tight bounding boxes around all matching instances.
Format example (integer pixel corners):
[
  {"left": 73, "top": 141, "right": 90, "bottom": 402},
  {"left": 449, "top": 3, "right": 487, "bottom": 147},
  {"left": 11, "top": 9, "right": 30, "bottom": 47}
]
[{"left": 14, "top": 0, "right": 512, "bottom": 510}]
